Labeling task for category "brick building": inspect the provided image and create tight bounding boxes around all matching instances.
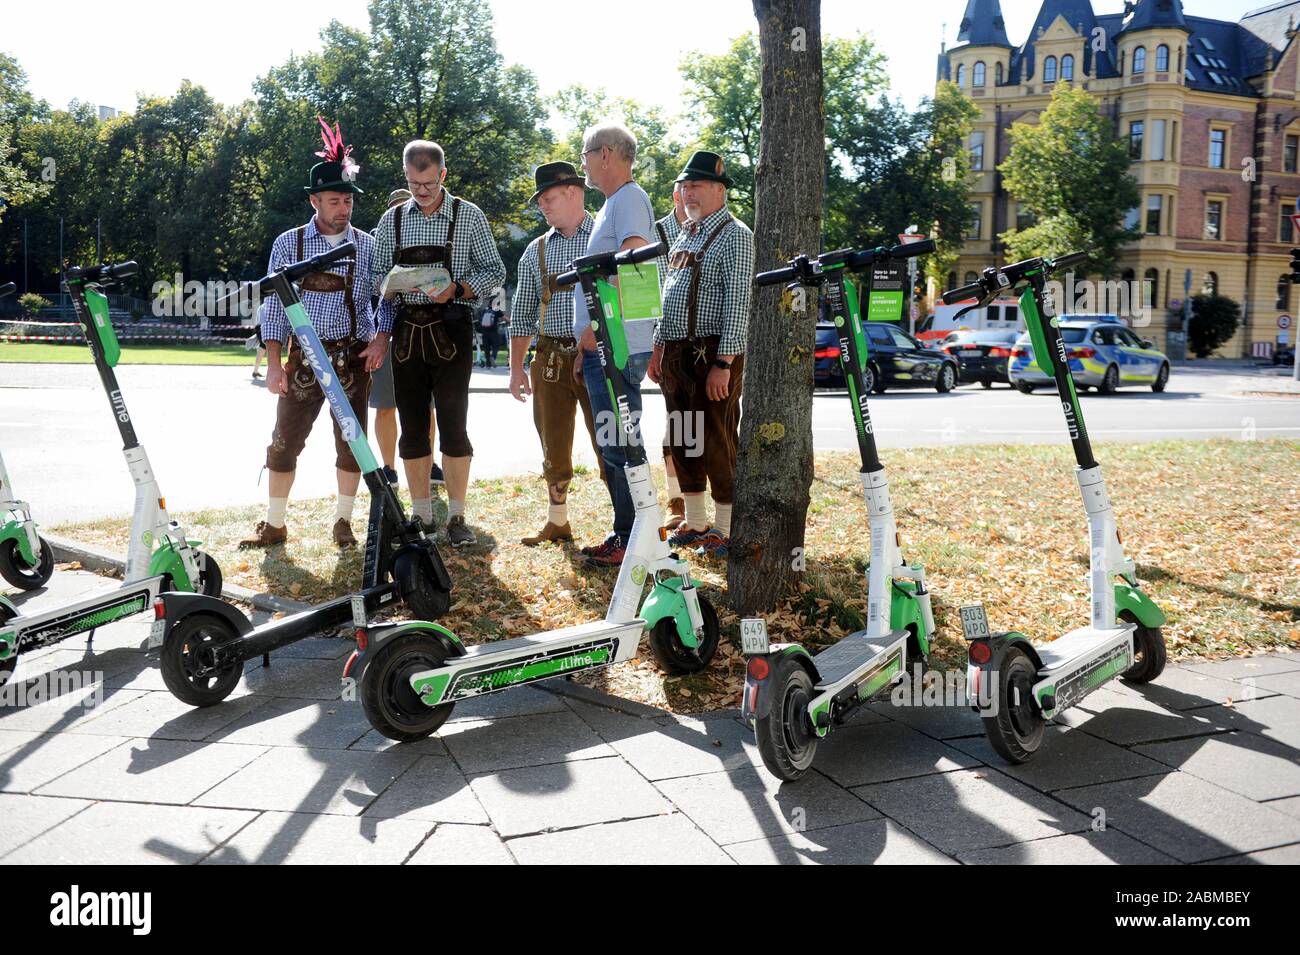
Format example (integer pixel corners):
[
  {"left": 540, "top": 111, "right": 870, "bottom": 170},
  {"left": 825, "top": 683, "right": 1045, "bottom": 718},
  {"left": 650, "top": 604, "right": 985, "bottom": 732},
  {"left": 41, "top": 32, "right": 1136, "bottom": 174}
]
[{"left": 937, "top": 0, "right": 1300, "bottom": 357}]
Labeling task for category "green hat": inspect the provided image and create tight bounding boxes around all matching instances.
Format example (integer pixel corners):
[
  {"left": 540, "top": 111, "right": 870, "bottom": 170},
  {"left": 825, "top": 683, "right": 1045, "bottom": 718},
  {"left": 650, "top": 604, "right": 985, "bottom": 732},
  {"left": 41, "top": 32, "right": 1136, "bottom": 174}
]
[
  {"left": 304, "top": 117, "right": 363, "bottom": 195},
  {"left": 675, "top": 150, "right": 732, "bottom": 188},
  {"left": 531, "top": 161, "right": 587, "bottom": 203}
]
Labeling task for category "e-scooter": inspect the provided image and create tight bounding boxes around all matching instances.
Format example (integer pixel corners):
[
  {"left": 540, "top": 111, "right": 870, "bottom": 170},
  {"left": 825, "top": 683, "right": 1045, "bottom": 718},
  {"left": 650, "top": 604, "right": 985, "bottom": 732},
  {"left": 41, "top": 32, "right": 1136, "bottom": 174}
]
[
  {"left": 940, "top": 253, "right": 1167, "bottom": 763},
  {"left": 742, "top": 239, "right": 938, "bottom": 781},
  {"left": 151, "top": 241, "right": 454, "bottom": 707},
  {"left": 0, "top": 263, "right": 221, "bottom": 684},
  {"left": 0, "top": 282, "right": 54, "bottom": 590},
  {"left": 349, "top": 242, "right": 720, "bottom": 742}
]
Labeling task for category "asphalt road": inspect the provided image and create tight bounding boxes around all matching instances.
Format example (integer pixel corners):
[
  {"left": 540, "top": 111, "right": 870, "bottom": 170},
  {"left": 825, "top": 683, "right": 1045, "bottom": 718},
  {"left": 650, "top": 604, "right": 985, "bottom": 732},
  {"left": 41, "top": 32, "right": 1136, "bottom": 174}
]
[{"left": 1, "top": 361, "right": 1296, "bottom": 523}]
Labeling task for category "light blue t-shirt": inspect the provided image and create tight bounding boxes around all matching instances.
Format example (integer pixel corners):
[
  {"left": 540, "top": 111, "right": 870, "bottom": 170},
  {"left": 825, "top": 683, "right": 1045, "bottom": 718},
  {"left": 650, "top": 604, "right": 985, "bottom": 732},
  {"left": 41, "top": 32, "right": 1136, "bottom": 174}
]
[{"left": 577, "top": 181, "right": 656, "bottom": 354}]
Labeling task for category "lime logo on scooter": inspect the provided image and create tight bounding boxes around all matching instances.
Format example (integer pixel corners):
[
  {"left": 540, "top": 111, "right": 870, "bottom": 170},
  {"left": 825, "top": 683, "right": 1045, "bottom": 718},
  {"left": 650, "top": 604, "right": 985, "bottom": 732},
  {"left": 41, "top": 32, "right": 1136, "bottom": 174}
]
[
  {"left": 416, "top": 637, "right": 620, "bottom": 704},
  {"left": 109, "top": 389, "right": 131, "bottom": 424},
  {"left": 629, "top": 563, "right": 647, "bottom": 587}
]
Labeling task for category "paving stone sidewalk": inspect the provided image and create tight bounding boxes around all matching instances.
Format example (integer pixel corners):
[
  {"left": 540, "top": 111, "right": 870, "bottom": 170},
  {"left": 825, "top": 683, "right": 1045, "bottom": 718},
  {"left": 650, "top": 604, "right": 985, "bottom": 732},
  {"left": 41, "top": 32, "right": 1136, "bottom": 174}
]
[{"left": 3, "top": 570, "right": 1299, "bottom": 865}]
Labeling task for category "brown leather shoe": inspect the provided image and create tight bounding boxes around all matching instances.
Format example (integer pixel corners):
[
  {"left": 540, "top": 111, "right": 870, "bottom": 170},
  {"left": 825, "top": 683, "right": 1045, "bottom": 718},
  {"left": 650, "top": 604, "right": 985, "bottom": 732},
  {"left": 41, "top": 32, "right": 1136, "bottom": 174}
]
[
  {"left": 332, "top": 518, "right": 358, "bottom": 548},
  {"left": 664, "top": 497, "right": 686, "bottom": 530},
  {"left": 521, "top": 521, "right": 573, "bottom": 546},
  {"left": 238, "top": 521, "right": 287, "bottom": 549}
]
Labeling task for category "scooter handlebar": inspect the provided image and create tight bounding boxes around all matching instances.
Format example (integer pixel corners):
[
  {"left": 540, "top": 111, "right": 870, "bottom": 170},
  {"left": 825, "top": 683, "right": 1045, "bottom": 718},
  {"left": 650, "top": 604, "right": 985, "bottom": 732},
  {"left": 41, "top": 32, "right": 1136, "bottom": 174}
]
[
  {"left": 0, "top": 282, "right": 15, "bottom": 298},
  {"left": 754, "top": 263, "right": 800, "bottom": 287},
  {"left": 942, "top": 282, "right": 985, "bottom": 305},
  {"left": 64, "top": 261, "right": 138, "bottom": 283},
  {"left": 276, "top": 242, "right": 357, "bottom": 286},
  {"left": 553, "top": 240, "right": 666, "bottom": 289},
  {"left": 1049, "top": 251, "right": 1088, "bottom": 271}
]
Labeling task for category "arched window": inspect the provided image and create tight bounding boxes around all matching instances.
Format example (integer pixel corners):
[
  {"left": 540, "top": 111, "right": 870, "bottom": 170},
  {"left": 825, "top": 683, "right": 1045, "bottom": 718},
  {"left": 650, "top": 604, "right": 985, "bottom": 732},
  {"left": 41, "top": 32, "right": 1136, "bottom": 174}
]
[
  {"left": 956, "top": 63, "right": 967, "bottom": 87},
  {"left": 1044, "top": 56, "right": 1058, "bottom": 83},
  {"left": 1202, "top": 271, "right": 1218, "bottom": 296},
  {"left": 1061, "top": 55, "right": 1074, "bottom": 81},
  {"left": 996, "top": 62, "right": 1004, "bottom": 84},
  {"left": 1277, "top": 275, "right": 1291, "bottom": 310},
  {"left": 1133, "top": 46, "right": 1147, "bottom": 73},
  {"left": 1143, "top": 268, "right": 1159, "bottom": 310},
  {"left": 964, "top": 271, "right": 979, "bottom": 287},
  {"left": 1155, "top": 44, "right": 1169, "bottom": 72},
  {"left": 973, "top": 61, "right": 986, "bottom": 87},
  {"left": 947, "top": 271, "right": 958, "bottom": 292}
]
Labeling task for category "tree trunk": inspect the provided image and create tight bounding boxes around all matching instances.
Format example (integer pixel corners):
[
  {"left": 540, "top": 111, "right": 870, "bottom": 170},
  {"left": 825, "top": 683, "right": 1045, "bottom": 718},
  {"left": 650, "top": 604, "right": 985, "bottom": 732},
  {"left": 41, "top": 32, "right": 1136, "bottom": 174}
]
[{"left": 728, "top": 0, "right": 824, "bottom": 614}]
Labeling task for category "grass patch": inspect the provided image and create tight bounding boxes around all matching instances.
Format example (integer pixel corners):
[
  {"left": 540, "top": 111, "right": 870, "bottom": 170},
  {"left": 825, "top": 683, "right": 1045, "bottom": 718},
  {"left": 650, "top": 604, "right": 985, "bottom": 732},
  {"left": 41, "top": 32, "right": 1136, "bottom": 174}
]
[
  {"left": 49, "top": 439, "right": 1300, "bottom": 713},
  {"left": 0, "top": 342, "right": 254, "bottom": 365}
]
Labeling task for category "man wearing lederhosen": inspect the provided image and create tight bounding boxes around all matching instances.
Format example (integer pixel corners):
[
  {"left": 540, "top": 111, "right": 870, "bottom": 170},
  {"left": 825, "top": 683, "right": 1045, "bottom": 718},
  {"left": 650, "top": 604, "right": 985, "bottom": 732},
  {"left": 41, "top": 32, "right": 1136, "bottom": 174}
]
[
  {"left": 369, "top": 140, "right": 506, "bottom": 548},
  {"left": 653, "top": 181, "right": 688, "bottom": 530},
  {"left": 240, "top": 120, "right": 386, "bottom": 550},
  {"left": 647, "top": 151, "right": 754, "bottom": 558},
  {"left": 508, "top": 162, "right": 606, "bottom": 546}
]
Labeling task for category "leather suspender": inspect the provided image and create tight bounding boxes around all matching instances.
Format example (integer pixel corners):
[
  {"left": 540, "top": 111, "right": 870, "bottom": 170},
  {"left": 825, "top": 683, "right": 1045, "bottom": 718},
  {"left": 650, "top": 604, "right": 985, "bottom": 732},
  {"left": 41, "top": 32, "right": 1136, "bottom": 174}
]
[{"left": 685, "top": 214, "right": 735, "bottom": 341}]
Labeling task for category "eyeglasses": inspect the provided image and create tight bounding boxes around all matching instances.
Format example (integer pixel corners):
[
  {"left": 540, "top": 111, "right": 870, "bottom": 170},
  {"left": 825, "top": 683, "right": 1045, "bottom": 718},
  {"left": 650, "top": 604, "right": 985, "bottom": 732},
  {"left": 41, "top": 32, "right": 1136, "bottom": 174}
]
[
  {"left": 581, "top": 146, "right": 606, "bottom": 158},
  {"left": 405, "top": 179, "right": 440, "bottom": 193}
]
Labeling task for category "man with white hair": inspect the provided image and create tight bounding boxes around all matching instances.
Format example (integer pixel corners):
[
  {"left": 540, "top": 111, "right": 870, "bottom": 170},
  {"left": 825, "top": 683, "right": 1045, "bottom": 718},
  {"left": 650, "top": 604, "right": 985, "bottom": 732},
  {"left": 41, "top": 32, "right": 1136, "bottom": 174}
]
[{"left": 574, "top": 122, "right": 657, "bottom": 567}]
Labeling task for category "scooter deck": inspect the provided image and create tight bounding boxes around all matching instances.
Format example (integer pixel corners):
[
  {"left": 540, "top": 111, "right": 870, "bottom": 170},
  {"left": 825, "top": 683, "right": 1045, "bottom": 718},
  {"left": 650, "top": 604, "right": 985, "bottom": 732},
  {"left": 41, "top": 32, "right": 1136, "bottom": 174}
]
[
  {"left": 813, "top": 629, "right": 908, "bottom": 690},
  {"left": 1036, "top": 624, "right": 1132, "bottom": 672},
  {"left": 411, "top": 617, "right": 646, "bottom": 704},
  {"left": 2, "top": 577, "right": 163, "bottom": 658}
]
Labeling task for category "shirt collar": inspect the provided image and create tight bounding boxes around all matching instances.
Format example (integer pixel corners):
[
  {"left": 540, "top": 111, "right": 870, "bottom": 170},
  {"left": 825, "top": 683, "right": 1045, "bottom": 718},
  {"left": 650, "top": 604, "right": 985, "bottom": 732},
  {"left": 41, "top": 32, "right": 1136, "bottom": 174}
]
[
  {"left": 306, "top": 217, "right": 350, "bottom": 243},
  {"left": 408, "top": 189, "right": 452, "bottom": 220},
  {"left": 687, "top": 205, "right": 731, "bottom": 236},
  {"left": 549, "top": 212, "right": 594, "bottom": 241}
]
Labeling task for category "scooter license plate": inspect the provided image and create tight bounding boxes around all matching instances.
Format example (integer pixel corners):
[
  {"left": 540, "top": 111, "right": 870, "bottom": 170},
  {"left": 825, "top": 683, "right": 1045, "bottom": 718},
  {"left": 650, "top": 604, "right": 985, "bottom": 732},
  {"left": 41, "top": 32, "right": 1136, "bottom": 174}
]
[
  {"left": 740, "top": 618, "right": 770, "bottom": 655},
  {"left": 147, "top": 618, "right": 166, "bottom": 650},
  {"left": 959, "top": 605, "right": 991, "bottom": 641}
]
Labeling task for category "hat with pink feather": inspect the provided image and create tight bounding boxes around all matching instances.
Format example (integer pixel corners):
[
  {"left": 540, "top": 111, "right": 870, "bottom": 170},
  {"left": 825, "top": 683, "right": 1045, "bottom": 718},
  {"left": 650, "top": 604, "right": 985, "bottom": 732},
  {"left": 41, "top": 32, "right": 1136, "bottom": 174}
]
[{"left": 305, "top": 117, "right": 364, "bottom": 195}]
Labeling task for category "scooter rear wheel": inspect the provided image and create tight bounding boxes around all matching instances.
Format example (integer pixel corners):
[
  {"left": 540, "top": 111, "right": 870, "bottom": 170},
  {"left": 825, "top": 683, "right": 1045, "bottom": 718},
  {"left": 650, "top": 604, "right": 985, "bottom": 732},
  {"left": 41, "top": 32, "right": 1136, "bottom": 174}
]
[
  {"left": 1119, "top": 612, "right": 1166, "bottom": 684},
  {"left": 755, "top": 655, "right": 819, "bottom": 781},
  {"left": 0, "top": 536, "right": 54, "bottom": 590},
  {"left": 360, "top": 633, "right": 454, "bottom": 741},
  {"left": 647, "top": 595, "right": 719, "bottom": 675},
  {"left": 160, "top": 613, "right": 244, "bottom": 707},
  {"left": 983, "top": 646, "right": 1044, "bottom": 764}
]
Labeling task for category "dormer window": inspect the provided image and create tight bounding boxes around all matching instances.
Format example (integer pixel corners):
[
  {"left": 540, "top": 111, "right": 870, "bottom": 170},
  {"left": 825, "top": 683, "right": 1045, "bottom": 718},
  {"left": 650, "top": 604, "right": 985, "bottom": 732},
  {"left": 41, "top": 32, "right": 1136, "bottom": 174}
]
[{"left": 1044, "top": 56, "right": 1057, "bottom": 83}]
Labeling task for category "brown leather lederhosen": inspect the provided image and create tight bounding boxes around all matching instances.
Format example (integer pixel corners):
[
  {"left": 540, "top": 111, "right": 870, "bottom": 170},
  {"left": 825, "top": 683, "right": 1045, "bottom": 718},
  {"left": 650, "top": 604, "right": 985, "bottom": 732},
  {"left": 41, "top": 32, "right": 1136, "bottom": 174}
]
[
  {"left": 391, "top": 197, "right": 465, "bottom": 364},
  {"left": 662, "top": 213, "right": 745, "bottom": 503},
  {"left": 530, "top": 233, "right": 604, "bottom": 488},
  {"left": 265, "top": 225, "right": 370, "bottom": 473}
]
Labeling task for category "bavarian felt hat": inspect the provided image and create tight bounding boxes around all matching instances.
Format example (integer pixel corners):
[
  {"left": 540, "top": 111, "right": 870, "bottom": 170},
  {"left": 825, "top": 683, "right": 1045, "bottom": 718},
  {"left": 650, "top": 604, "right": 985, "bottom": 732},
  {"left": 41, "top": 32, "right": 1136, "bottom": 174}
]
[
  {"left": 531, "top": 161, "right": 587, "bottom": 202},
  {"left": 305, "top": 118, "right": 363, "bottom": 195},
  {"left": 675, "top": 150, "right": 732, "bottom": 188}
]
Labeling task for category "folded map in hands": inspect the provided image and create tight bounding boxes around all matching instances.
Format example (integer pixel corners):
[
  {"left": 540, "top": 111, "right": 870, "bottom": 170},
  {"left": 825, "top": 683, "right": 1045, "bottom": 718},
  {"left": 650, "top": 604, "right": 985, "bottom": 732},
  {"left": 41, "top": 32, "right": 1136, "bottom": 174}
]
[{"left": 380, "top": 264, "right": 454, "bottom": 299}]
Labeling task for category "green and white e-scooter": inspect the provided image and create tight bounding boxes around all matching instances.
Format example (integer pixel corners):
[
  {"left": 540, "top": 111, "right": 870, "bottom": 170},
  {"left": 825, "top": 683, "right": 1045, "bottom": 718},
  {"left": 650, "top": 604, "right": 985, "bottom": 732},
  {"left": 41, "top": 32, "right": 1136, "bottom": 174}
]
[
  {"left": 0, "top": 263, "right": 221, "bottom": 684},
  {"left": 152, "top": 241, "right": 453, "bottom": 707},
  {"left": 941, "top": 253, "right": 1167, "bottom": 763},
  {"left": 743, "top": 239, "right": 937, "bottom": 781},
  {"left": 0, "top": 282, "right": 55, "bottom": 590},
  {"left": 350, "top": 241, "right": 720, "bottom": 742}
]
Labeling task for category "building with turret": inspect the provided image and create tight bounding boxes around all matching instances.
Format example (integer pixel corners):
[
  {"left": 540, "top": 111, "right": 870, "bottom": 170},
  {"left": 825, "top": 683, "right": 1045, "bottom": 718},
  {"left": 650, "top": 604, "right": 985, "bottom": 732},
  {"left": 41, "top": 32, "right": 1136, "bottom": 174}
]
[{"left": 937, "top": 0, "right": 1300, "bottom": 358}]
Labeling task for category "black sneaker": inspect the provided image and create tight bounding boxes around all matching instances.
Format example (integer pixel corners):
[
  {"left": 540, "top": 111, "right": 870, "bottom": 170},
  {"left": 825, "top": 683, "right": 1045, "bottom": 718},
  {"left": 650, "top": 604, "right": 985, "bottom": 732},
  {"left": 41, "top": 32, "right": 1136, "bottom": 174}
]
[
  {"left": 447, "top": 515, "right": 476, "bottom": 548},
  {"left": 382, "top": 465, "right": 399, "bottom": 484}
]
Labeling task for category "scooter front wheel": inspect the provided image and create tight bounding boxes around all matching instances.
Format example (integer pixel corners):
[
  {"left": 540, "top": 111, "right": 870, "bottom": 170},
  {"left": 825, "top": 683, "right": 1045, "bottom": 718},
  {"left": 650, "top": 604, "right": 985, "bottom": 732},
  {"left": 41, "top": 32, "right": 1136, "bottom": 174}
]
[
  {"left": 1119, "top": 612, "right": 1166, "bottom": 684},
  {"left": 755, "top": 655, "right": 819, "bottom": 781},
  {"left": 360, "top": 633, "right": 454, "bottom": 741},
  {"left": 160, "top": 613, "right": 244, "bottom": 707},
  {"left": 648, "top": 594, "right": 719, "bottom": 675},
  {"left": 395, "top": 549, "right": 451, "bottom": 621},
  {"left": 0, "top": 536, "right": 55, "bottom": 590},
  {"left": 983, "top": 646, "right": 1044, "bottom": 764}
]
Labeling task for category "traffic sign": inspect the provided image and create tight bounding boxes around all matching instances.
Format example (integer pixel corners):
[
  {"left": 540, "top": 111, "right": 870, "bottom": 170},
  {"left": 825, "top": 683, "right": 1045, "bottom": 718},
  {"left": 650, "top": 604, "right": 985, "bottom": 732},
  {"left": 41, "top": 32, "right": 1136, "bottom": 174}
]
[
  {"left": 898, "top": 233, "right": 926, "bottom": 245},
  {"left": 1279, "top": 315, "right": 1292, "bottom": 330}
]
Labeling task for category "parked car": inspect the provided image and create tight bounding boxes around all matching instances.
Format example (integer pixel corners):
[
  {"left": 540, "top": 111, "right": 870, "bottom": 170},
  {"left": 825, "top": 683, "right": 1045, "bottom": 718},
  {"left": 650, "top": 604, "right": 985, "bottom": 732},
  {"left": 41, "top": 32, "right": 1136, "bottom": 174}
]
[
  {"left": 1008, "top": 319, "right": 1171, "bottom": 394},
  {"left": 937, "top": 329, "right": 1019, "bottom": 387},
  {"left": 814, "top": 319, "right": 959, "bottom": 393}
]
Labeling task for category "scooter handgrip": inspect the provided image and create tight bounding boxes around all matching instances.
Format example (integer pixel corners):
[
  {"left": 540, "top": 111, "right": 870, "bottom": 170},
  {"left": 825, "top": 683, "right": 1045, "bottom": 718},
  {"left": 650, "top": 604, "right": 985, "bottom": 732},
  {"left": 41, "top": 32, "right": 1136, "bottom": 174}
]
[
  {"left": 889, "top": 237, "right": 935, "bottom": 259},
  {"left": 754, "top": 264, "right": 798, "bottom": 287},
  {"left": 107, "top": 261, "right": 138, "bottom": 280},
  {"left": 1050, "top": 251, "right": 1088, "bottom": 270},
  {"left": 942, "top": 282, "right": 984, "bottom": 305},
  {"left": 616, "top": 241, "right": 665, "bottom": 267},
  {"left": 554, "top": 269, "right": 578, "bottom": 289}
]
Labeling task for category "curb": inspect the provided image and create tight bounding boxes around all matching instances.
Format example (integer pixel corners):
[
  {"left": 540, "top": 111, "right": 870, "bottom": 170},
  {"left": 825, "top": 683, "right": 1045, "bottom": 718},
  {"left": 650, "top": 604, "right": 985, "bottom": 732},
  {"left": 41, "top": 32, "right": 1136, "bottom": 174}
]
[{"left": 44, "top": 533, "right": 311, "bottom": 617}]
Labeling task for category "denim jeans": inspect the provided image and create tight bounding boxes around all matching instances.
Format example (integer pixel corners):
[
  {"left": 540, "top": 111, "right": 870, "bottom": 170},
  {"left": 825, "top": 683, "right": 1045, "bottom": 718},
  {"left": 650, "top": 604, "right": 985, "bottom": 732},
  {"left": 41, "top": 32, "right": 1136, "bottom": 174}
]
[{"left": 582, "top": 348, "right": 649, "bottom": 541}]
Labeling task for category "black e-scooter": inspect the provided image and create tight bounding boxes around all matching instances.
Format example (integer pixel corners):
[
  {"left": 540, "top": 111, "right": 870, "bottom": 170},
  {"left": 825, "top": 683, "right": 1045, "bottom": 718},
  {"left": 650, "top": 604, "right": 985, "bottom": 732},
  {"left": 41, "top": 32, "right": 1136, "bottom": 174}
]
[{"left": 151, "top": 242, "right": 453, "bottom": 706}]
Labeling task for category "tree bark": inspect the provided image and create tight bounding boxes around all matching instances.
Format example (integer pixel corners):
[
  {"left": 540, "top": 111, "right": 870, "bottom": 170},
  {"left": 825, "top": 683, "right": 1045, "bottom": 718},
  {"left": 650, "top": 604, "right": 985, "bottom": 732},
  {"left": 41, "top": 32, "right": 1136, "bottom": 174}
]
[{"left": 728, "top": 0, "right": 823, "bottom": 614}]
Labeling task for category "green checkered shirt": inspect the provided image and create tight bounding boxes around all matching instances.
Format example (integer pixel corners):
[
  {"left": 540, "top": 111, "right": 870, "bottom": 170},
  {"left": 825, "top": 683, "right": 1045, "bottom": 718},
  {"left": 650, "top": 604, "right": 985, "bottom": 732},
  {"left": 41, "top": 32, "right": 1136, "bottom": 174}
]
[
  {"left": 657, "top": 206, "right": 754, "bottom": 356},
  {"left": 510, "top": 214, "right": 594, "bottom": 340}
]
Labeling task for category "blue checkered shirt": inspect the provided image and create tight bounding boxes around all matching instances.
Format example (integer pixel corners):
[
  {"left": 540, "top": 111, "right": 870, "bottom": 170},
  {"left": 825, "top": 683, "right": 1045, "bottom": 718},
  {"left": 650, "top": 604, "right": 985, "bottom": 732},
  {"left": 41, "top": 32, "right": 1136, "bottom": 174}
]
[{"left": 259, "top": 219, "right": 377, "bottom": 344}]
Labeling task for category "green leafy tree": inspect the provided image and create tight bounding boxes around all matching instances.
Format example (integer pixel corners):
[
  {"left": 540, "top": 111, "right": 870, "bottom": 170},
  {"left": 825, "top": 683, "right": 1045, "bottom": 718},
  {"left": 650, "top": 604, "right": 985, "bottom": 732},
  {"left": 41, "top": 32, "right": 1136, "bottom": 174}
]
[
  {"left": 1185, "top": 293, "right": 1240, "bottom": 358},
  {"left": 998, "top": 83, "right": 1139, "bottom": 276}
]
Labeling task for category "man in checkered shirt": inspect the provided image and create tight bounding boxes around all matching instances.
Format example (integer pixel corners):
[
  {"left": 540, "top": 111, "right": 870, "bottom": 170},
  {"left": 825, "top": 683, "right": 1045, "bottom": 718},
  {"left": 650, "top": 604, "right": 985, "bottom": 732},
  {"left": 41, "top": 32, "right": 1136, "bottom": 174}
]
[
  {"left": 369, "top": 140, "right": 506, "bottom": 548},
  {"left": 508, "top": 161, "right": 606, "bottom": 547},
  {"left": 241, "top": 136, "right": 387, "bottom": 551},
  {"left": 647, "top": 151, "right": 754, "bottom": 558},
  {"left": 653, "top": 181, "right": 688, "bottom": 530}
]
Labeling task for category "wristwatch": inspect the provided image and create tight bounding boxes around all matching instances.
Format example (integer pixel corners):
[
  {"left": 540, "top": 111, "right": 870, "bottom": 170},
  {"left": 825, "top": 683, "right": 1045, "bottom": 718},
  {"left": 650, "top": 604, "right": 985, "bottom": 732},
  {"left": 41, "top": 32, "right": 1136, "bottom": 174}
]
[
  {"left": 712, "top": 357, "right": 732, "bottom": 370},
  {"left": 452, "top": 281, "right": 465, "bottom": 299}
]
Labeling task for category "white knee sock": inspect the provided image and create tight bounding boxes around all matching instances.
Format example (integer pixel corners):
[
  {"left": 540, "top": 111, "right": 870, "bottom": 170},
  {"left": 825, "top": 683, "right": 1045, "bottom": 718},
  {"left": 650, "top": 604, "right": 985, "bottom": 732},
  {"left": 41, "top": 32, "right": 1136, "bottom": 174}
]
[
  {"left": 713, "top": 502, "right": 733, "bottom": 537},
  {"left": 267, "top": 497, "right": 288, "bottom": 528},
  {"left": 683, "top": 493, "right": 708, "bottom": 531},
  {"left": 548, "top": 502, "right": 568, "bottom": 526},
  {"left": 411, "top": 497, "right": 434, "bottom": 524},
  {"left": 334, "top": 494, "right": 355, "bottom": 522},
  {"left": 448, "top": 499, "right": 465, "bottom": 520}
]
